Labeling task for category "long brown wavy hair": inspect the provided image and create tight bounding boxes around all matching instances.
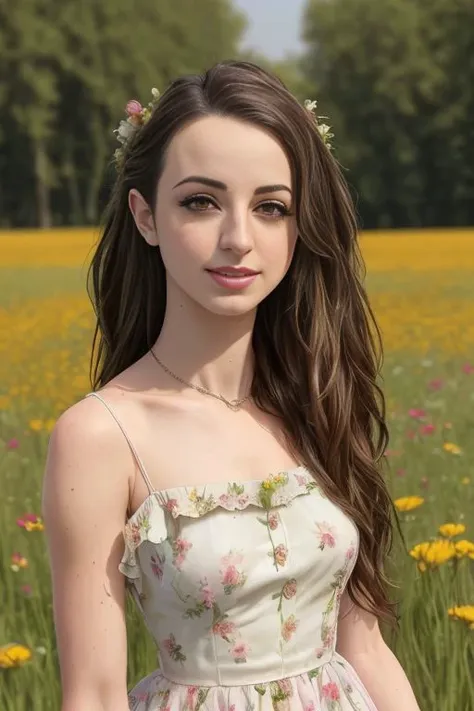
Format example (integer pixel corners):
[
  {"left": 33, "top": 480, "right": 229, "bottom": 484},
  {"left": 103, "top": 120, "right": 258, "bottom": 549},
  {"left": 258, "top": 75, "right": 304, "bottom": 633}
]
[{"left": 88, "top": 60, "right": 401, "bottom": 629}]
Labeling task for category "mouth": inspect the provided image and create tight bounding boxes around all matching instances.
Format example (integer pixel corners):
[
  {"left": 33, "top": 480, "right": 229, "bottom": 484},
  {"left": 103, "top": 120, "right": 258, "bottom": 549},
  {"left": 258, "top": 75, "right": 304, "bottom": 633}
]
[
  {"left": 206, "top": 268, "right": 260, "bottom": 277},
  {"left": 205, "top": 269, "right": 260, "bottom": 290}
]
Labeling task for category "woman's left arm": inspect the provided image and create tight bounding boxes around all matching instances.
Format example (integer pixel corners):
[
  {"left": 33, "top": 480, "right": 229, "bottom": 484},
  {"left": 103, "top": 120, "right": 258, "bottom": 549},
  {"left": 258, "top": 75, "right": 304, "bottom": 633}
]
[{"left": 336, "top": 591, "right": 421, "bottom": 711}]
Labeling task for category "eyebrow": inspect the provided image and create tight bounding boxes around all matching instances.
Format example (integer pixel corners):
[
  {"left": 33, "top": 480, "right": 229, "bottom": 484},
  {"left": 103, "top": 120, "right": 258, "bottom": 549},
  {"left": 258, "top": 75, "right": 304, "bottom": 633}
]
[{"left": 172, "top": 175, "right": 292, "bottom": 195}]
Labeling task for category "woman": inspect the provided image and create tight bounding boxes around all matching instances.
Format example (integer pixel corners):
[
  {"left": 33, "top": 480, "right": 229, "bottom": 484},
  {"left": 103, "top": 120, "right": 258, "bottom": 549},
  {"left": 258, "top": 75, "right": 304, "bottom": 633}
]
[{"left": 43, "top": 61, "right": 420, "bottom": 711}]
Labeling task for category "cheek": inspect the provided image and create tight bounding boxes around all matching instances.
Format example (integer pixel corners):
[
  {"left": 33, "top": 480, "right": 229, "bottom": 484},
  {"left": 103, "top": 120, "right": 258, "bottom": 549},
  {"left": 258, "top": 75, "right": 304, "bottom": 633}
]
[
  {"left": 262, "top": 227, "right": 298, "bottom": 273},
  {"left": 157, "top": 216, "right": 216, "bottom": 274}
]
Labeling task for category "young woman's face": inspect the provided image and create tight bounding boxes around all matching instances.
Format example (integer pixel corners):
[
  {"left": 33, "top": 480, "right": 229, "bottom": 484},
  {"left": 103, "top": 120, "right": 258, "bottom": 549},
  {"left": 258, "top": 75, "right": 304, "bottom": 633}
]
[{"left": 134, "top": 115, "right": 298, "bottom": 317}]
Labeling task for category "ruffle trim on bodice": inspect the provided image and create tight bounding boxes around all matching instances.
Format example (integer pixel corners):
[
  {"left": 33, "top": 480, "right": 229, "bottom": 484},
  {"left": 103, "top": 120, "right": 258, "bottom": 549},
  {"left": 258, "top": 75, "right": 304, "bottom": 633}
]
[{"left": 119, "top": 466, "right": 321, "bottom": 587}]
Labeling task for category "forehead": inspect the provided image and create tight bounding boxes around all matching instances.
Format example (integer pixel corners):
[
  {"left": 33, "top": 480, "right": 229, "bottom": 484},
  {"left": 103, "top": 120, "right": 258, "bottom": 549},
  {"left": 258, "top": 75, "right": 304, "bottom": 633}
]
[{"left": 162, "top": 115, "right": 292, "bottom": 188}]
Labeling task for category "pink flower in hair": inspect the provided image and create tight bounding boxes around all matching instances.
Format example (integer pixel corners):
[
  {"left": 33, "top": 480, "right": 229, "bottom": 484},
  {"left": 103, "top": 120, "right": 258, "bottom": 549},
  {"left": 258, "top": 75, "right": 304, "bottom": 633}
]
[{"left": 126, "top": 100, "right": 143, "bottom": 116}]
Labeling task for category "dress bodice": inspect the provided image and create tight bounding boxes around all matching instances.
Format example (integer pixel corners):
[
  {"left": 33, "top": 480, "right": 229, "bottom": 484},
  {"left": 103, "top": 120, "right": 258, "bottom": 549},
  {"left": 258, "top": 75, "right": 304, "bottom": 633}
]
[{"left": 120, "top": 468, "right": 358, "bottom": 687}]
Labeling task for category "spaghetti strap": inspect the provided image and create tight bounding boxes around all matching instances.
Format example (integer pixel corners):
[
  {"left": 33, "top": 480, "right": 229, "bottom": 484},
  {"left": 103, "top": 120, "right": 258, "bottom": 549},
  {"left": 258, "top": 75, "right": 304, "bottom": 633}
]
[{"left": 85, "top": 392, "right": 155, "bottom": 495}]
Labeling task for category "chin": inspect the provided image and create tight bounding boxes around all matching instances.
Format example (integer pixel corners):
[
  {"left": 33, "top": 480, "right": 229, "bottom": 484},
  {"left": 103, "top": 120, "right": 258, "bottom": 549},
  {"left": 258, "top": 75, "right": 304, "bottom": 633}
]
[{"left": 205, "top": 300, "right": 259, "bottom": 318}]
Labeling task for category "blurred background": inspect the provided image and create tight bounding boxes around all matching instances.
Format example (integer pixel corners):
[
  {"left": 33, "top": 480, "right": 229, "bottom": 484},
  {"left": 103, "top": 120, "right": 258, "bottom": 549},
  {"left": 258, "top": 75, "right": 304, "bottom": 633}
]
[
  {"left": 0, "top": 0, "right": 473, "bottom": 229},
  {"left": 0, "top": 1, "right": 473, "bottom": 710}
]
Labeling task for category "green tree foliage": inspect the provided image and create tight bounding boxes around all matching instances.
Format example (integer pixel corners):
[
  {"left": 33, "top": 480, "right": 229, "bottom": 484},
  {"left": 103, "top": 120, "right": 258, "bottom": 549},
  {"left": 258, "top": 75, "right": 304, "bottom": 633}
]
[
  {"left": 301, "top": 0, "right": 474, "bottom": 228},
  {"left": 0, "top": 0, "right": 246, "bottom": 227}
]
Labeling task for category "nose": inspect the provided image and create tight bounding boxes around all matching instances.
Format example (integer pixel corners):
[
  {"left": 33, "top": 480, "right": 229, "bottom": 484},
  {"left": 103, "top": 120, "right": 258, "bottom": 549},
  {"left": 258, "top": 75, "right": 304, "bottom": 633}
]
[{"left": 218, "top": 206, "right": 253, "bottom": 255}]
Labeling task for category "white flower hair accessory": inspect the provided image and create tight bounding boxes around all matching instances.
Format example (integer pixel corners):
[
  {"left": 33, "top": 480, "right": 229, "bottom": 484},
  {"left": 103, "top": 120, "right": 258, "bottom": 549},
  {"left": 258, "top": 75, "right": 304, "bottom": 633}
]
[
  {"left": 304, "top": 99, "right": 334, "bottom": 150},
  {"left": 113, "top": 87, "right": 161, "bottom": 167}
]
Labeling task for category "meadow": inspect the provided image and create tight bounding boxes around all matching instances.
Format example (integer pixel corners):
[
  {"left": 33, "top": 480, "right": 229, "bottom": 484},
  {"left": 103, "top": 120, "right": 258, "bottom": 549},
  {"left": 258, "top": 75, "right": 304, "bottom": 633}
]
[{"left": 0, "top": 228, "right": 473, "bottom": 710}]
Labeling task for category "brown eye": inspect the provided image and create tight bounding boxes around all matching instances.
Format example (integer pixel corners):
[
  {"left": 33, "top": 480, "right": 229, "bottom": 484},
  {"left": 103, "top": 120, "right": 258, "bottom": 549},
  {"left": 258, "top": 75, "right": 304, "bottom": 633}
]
[
  {"left": 257, "top": 201, "right": 291, "bottom": 218},
  {"left": 179, "top": 195, "right": 217, "bottom": 211}
]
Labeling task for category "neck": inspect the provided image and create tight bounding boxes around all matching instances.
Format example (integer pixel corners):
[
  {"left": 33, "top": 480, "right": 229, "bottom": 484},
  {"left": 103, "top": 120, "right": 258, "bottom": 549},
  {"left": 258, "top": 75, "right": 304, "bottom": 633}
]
[{"left": 151, "top": 286, "right": 256, "bottom": 401}]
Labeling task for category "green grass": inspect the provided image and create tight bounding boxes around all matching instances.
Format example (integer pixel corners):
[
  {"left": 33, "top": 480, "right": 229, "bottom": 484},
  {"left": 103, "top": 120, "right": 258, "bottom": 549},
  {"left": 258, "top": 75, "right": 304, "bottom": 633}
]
[{"left": 0, "top": 266, "right": 473, "bottom": 710}]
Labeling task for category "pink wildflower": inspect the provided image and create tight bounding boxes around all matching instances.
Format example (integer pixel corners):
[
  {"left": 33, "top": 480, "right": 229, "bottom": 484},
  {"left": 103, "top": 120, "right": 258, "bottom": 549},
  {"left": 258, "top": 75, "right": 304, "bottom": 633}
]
[
  {"left": 408, "top": 408, "right": 426, "bottom": 420},
  {"left": 126, "top": 100, "right": 143, "bottom": 116}
]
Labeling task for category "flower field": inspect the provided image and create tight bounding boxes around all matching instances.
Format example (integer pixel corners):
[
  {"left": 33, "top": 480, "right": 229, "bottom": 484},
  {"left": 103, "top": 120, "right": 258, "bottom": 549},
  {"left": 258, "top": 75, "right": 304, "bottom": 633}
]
[{"left": 0, "top": 228, "right": 473, "bottom": 710}]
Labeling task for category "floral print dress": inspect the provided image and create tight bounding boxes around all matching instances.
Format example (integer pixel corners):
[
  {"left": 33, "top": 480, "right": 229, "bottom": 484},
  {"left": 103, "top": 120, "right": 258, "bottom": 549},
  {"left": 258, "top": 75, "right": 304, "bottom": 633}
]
[{"left": 86, "top": 392, "right": 378, "bottom": 711}]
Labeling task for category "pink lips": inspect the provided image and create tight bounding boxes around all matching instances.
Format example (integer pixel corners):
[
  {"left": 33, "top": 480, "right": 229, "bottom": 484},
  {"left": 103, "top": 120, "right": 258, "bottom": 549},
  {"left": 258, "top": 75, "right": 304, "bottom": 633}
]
[
  {"left": 206, "top": 268, "right": 259, "bottom": 290},
  {"left": 208, "top": 266, "right": 259, "bottom": 276}
]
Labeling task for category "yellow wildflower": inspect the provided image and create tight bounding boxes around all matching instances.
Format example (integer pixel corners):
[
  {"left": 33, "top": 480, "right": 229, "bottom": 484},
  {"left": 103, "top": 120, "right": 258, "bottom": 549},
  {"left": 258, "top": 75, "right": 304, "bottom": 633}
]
[
  {"left": 28, "top": 419, "right": 43, "bottom": 431},
  {"left": 394, "top": 496, "right": 425, "bottom": 512},
  {"left": 26, "top": 519, "right": 44, "bottom": 532},
  {"left": 443, "top": 442, "right": 462, "bottom": 455},
  {"left": 439, "top": 523, "right": 466, "bottom": 538},
  {"left": 10, "top": 553, "right": 28, "bottom": 571},
  {"left": 447, "top": 605, "right": 474, "bottom": 630},
  {"left": 454, "top": 540, "right": 474, "bottom": 559},
  {"left": 0, "top": 643, "right": 32, "bottom": 668},
  {"left": 461, "top": 477, "right": 470, "bottom": 485},
  {"left": 409, "top": 539, "right": 457, "bottom": 571}
]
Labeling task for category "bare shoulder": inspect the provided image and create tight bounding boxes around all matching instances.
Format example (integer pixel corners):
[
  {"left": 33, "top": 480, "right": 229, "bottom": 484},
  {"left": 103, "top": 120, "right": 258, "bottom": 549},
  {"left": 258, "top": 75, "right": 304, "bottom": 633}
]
[{"left": 42, "top": 391, "right": 134, "bottom": 528}]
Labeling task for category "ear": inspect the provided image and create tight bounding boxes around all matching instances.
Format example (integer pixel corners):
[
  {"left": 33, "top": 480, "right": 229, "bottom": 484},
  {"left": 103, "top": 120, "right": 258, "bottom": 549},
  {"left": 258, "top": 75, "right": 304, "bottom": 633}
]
[{"left": 128, "top": 189, "right": 159, "bottom": 247}]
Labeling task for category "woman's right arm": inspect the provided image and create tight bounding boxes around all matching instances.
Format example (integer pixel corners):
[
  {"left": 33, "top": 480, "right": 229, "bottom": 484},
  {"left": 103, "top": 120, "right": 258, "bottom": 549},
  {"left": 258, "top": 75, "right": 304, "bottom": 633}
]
[{"left": 42, "top": 398, "right": 133, "bottom": 711}]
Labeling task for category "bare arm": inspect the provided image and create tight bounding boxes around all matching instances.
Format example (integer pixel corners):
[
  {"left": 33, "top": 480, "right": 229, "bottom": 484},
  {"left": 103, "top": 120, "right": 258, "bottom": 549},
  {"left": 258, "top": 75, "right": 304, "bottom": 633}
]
[
  {"left": 42, "top": 398, "right": 133, "bottom": 711},
  {"left": 336, "top": 590, "right": 421, "bottom": 711}
]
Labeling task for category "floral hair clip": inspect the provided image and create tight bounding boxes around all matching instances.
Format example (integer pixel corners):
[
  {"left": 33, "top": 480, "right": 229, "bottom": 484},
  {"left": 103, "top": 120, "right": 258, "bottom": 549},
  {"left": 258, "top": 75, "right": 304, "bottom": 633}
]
[
  {"left": 113, "top": 87, "right": 161, "bottom": 167},
  {"left": 304, "top": 99, "right": 334, "bottom": 150},
  {"left": 113, "top": 87, "right": 333, "bottom": 168}
]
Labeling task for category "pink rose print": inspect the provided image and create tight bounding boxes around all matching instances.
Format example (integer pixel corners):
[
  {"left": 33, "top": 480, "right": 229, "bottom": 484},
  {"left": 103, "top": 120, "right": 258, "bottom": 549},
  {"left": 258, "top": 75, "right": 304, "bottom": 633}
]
[
  {"left": 172, "top": 537, "right": 193, "bottom": 570},
  {"left": 346, "top": 545, "right": 355, "bottom": 561},
  {"left": 230, "top": 640, "right": 250, "bottom": 663},
  {"left": 164, "top": 498, "right": 178, "bottom": 515},
  {"left": 304, "top": 704, "right": 315, "bottom": 711},
  {"left": 322, "top": 682, "right": 340, "bottom": 701},
  {"left": 274, "top": 543, "right": 288, "bottom": 567},
  {"left": 128, "top": 522, "right": 142, "bottom": 547},
  {"left": 281, "top": 614, "right": 299, "bottom": 642},
  {"left": 220, "top": 551, "right": 247, "bottom": 595},
  {"left": 222, "top": 565, "right": 240, "bottom": 586},
  {"left": 150, "top": 554, "right": 164, "bottom": 581},
  {"left": 282, "top": 578, "right": 297, "bottom": 600},
  {"left": 218, "top": 492, "right": 250, "bottom": 508},
  {"left": 295, "top": 473, "right": 307, "bottom": 486},
  {"left": 212, "top": 619, "right": 237, "bottom": 642},
  {"left": 268, "top": 512, "right": 279, "bottom": 530},
  {"left": 200, "top": 580, "right": 216, "bottom": 609},
  {"left": 315, "top": 521, "right": 337, "bottom": 550}
]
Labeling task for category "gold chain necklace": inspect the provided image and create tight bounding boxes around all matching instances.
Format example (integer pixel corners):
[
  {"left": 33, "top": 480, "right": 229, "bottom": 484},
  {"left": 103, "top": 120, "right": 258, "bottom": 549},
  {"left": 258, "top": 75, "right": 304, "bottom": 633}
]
[{"left": 149, "top": 348, "right": 252, "bottom": 411}]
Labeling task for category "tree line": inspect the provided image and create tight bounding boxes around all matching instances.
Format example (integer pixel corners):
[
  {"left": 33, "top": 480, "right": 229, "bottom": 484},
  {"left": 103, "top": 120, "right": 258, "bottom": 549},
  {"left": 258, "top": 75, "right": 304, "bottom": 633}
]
[{"left": 0, "top": 0, "right": 472, "bottom": 230}]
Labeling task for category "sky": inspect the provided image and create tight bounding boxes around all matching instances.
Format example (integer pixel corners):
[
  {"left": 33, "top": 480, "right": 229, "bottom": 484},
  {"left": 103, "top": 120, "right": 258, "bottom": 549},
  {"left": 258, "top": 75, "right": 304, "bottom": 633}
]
[{"left": 233, "top": 0, "right": 306, "bottom": 60}]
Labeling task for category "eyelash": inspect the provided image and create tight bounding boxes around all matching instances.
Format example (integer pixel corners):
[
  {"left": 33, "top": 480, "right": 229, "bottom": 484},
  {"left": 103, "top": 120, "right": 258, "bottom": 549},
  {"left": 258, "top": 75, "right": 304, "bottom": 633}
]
[{"left": 178, "top": 194, "right": 293, "bottom": 219}]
